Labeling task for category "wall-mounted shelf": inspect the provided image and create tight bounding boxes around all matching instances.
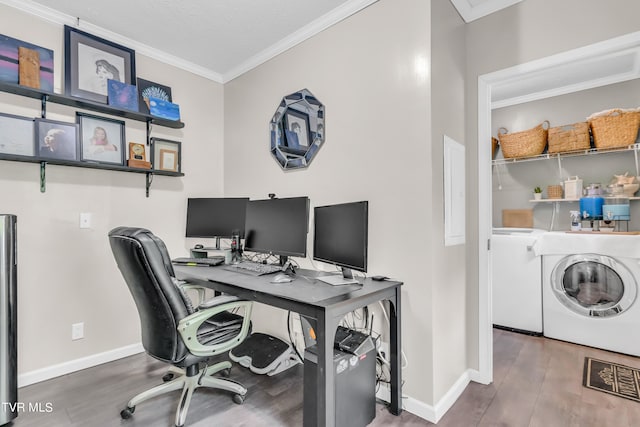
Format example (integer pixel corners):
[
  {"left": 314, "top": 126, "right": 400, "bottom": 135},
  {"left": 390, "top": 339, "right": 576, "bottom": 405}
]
[
  {"left": 0, "top": 82, "right": 185, "bottom": 197},
  {"left": 529, "top": 197, "right": 640, "bottom": 203},
  {"left": 493, "top": 143, "right": 640, "bottom": 167},
  {"left": 0, "top": 82, "right": 184, "bottom": 129}
]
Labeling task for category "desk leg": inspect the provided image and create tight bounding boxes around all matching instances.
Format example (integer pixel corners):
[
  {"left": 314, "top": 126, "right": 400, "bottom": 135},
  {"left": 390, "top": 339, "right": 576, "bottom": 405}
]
[
  {"left": 390, "top": 288, "right": 402, "bottom": 415},
  {"left": 314, "top": 312, "right": 338, "bottom": 427}
]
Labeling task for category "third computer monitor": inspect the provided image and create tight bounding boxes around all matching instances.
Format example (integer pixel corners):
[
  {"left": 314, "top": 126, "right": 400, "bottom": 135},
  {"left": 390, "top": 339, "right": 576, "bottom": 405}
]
[
  {"left": 243, "top": 196, "right": 309, "bottom": 264},
  {"left": 313, "top": 201, "right": 368, "bottom": 277}
]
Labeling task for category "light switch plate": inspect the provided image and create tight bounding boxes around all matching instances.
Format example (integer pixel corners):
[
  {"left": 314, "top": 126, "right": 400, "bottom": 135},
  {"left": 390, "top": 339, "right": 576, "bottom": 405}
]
[{"left": 80, "top": 212, "right": 91, "bottom": 229}]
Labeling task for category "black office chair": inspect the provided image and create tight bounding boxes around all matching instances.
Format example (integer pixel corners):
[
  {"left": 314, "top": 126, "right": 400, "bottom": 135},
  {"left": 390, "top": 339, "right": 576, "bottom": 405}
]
[{"left": 108, "top": 226, "right": 252, "bottom": 427}]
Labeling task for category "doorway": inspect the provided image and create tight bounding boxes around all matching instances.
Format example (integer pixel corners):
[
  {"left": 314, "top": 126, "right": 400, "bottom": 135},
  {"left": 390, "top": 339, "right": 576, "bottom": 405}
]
[{"left": 476, "top": 31, "right": 640, "bottom": 383}]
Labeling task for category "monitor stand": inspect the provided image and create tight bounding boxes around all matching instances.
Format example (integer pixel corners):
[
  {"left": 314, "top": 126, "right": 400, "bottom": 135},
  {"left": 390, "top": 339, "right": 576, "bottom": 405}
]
[{"left": 316, "top": 267, "right": 359, "bottom": 286}]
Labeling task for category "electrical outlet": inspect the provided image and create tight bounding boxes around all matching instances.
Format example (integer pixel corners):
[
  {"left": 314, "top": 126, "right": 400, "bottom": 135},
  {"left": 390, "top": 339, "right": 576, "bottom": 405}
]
[{"left": 72, "top": 322, "right": 84, "bottom": 340}]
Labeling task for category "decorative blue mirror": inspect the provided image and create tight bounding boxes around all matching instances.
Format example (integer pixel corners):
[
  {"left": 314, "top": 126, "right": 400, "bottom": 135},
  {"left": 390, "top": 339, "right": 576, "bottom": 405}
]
[{"left": 270, "top": 88, "right": 325, "bottom": 170}]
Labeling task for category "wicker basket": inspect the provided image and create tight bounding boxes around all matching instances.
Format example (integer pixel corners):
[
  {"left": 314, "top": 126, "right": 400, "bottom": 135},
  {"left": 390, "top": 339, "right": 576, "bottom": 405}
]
[
  {"left": 548, "top": 122, "right": 591, "bottom": 154},
  {"left": 588, "top": 108, "right": 640, "bottom": 150},
  {"left": 498, "top": 120, "right": 549, "bottom": 159},
  {"left": 547, "top": 184, "right": 563, "bottom": 199}
]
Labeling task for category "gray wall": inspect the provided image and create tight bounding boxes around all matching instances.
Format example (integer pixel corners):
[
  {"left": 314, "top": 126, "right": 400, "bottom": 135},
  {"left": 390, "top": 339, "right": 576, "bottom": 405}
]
[{"left": 223, "top": 0, "right": 437, "bottom": 406}]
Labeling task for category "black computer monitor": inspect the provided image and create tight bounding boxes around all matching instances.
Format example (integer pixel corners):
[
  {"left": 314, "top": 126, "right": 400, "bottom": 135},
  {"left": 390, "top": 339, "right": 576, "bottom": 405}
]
[
  {"left": 185, "top": 198, "right": 249, "bottom": 248},
  {"left": 243, "top": 196, "right": 309, "bottom": 265},
  {"left": 313, "top": 201, "right": 368, "bottom": 280}
]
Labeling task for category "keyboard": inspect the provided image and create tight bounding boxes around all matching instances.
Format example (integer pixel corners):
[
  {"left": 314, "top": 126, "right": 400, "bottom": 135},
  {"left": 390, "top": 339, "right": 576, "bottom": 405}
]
[
  {"left": 172, "top": 257, "right": 225, "bottom": 266},
  {"left": 223, "top": 261, "right": 282, "bottom": 276}
]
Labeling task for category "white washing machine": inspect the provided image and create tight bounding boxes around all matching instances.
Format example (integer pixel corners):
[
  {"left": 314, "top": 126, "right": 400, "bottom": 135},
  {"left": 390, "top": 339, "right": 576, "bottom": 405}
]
[
  {"left": 537, "top": 232, "right": 640, "bottom": 356},
  {"left": 492, "top": 228, "right": 546, "bottom": 334}
]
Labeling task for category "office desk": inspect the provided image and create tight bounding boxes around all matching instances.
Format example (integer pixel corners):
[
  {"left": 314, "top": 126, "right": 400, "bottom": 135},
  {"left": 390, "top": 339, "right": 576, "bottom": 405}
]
[{"left": 173, "top": 265, "right": 402, "bottom": 427}]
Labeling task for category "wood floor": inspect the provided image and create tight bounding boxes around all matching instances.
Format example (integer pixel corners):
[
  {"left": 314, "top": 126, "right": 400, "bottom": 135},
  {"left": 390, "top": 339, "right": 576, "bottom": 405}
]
[{"left": 12, "top": 329, "right": 640, "bottom": 426}]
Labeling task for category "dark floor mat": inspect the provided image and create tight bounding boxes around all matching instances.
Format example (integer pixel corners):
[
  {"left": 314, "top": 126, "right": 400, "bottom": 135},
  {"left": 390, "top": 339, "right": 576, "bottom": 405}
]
[{"left": 583, "top": 357, "right": 640, "bottom": 403}]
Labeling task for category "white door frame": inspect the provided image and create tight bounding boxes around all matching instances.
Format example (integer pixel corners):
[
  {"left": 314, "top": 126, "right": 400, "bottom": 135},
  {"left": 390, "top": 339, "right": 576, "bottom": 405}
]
[{"left": 476, "top": 31, "right": 640, "bottom": 383}]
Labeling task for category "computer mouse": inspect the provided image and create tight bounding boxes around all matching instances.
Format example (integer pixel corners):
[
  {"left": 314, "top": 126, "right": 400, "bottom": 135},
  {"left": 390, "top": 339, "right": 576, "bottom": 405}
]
[{"left": 271, "top": 273, "right": 293, "bottom": 283}]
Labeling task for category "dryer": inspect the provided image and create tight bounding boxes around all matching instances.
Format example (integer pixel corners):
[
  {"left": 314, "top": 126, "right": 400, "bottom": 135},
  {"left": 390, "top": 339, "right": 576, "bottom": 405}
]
[
  {"left": 492, "top": 228, "right": 546, "bottom": 334},
  {"left": 537, "top": 233, "right": 640, "bottom": 356}
]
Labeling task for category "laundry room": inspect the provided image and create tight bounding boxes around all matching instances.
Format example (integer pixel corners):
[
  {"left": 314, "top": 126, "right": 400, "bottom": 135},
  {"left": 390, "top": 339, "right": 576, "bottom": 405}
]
[{"left": 490, "top": 55, "right": 640, "bottom": 358}]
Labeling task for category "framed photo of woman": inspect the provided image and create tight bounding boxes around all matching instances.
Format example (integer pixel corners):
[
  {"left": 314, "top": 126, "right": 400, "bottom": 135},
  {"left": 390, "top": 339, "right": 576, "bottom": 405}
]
[
  {"left": 64, "top": 25, "right": 136, "bottom": 104},
  {"left": 77, "top": 112, "right": 125, "bottom": 165}
]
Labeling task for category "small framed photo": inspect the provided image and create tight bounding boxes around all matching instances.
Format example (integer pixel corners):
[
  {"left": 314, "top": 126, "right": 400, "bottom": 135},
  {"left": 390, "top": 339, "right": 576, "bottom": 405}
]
[
  {"left": 35, "top": 118, "right": 78, "bottom": 161},
  {"left": 284, "top": 109, "right": 310, "bottom": 148},
  {"left": 0, "top": 112, "right": 35, "bottom": 157},
  {"left": 64, "top": 25, "right": 136, "bottom": 104},
  {"left": 76, "top": 112, "right": 125, "bottom": 165},
  {"left": 151, "top": 138, "right": 181, "bottom": 173}
]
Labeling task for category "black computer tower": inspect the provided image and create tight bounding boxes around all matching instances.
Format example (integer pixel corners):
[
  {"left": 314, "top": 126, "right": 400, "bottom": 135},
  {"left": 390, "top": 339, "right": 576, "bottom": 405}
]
[
  {"left": 303, "top": 338, "right": 376, "bottom": 427},
  {"left": 0, "top": 215, "right": 17, "bottom": 426}
]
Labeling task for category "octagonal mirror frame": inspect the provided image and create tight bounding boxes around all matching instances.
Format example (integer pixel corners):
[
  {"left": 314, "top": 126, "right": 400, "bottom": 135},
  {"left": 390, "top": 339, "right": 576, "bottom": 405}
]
[{"left": 270, "top": 88, "right": 325, "bottom": 170}]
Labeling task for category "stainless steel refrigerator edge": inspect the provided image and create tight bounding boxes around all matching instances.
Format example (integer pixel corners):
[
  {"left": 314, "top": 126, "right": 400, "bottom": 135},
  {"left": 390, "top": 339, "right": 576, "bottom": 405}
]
[{"left": 0, "top": 215, "right": 17, "bottom": 425}]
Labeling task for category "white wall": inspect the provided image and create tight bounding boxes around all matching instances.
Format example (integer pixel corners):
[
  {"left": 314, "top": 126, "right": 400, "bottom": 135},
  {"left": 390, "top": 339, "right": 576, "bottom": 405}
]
[
  {"left": 0, "top": 4, "right": 225, "bottom": 375},
  {"left": 465, "top": 0, "right": 640, "bottom": 369},
  {"left": 223, "top": 0, "right": 436, "bottom": 405}
]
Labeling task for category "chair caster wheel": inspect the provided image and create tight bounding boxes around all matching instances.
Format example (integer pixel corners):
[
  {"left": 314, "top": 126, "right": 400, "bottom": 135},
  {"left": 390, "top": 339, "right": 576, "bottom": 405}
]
[
  {"left": 120, "top": 406, "right": 135, "bottom": 419},
  {"left": 233, "top": 394, "right": 245, "bottom": 405},
  {"left": 221, "top": 368, "right": 231, "bottom": 377},
  {"left": 162, "top": 373, "right": 174, "bottom": 382}
]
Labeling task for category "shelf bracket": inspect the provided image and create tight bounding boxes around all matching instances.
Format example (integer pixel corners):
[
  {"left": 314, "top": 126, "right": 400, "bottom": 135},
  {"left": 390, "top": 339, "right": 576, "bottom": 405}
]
[
  {"left": 40, "top": 94, "right": 48, "bottom": 118},
  {"left": 557, "top": 155, "right": 563, "bottom": 179},
  {"left": 634, "top": 145, "right": 639, "bottom": 177},
  {"left": 40, "top": 161, "right": 46, "bottom": 193},
  {"left": 146, "top": 120, "right": 152, "bottom": 146},
  {"left": 145, "top": 172, "right": 153, "bottom": 197}
]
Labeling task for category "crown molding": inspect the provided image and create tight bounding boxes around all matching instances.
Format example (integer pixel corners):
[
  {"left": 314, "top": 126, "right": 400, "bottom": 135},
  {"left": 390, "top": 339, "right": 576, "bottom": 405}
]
[
  {"left": 2, "top": 0, "right": 377, "bottom": 84},
  {"left": 450, "top": 0, "right": 522, "bottom": 23},
  {"left": 222, "top": 0, "right": 379, "bottom": 83}
]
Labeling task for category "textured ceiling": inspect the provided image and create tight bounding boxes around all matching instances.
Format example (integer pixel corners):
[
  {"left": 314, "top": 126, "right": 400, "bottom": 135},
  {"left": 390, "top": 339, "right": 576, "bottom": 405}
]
[
  {"left": 5, "top": 0, "right": 519, "bottom": 82},
  {"left": 17, "top": 0, "right": 371, "bottom": 82}
]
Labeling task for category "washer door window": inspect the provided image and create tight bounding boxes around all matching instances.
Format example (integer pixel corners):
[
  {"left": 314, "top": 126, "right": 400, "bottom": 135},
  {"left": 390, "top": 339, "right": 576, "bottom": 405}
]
[{"left": 551, "top": 254, "right": 637, "bottom": 318}]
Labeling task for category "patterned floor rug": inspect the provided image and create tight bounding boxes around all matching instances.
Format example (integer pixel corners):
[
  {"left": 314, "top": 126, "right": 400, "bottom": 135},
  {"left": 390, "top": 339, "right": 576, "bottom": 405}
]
[{"left": 583, "top": 357, "right": 640, "bottom": 403}]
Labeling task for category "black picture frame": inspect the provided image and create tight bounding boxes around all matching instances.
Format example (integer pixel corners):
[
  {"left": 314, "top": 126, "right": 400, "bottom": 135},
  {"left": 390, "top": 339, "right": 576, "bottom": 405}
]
[
  {"left": 284, "top": 108, "right": 311, "bottom": 148},
  {"left": 151, "top": 138, "right": 181, "bottom": 173},
  {"left": 76, "top": 112, "right": 125, "bottom": 165},
  {"left": 64, "top": 25, "right": 136, "bottom": 104},
  {"left": 137, "top": 78, "right": 172, "bottom": 114},
  {"left": 35, "top": 118, "right": 78, "bottom": 161},
  {"left": 0, "top": 112, "right": 35, "bottom": 157}
]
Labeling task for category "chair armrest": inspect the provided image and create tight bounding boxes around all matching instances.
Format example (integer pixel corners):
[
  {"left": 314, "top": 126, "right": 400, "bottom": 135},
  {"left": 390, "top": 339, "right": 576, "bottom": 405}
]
[
  {"left": 177, "top": 297, "right": 252, "bottom": 357},
  {"left": 179, "top": 283, "right": 207, "bottom": 306}
]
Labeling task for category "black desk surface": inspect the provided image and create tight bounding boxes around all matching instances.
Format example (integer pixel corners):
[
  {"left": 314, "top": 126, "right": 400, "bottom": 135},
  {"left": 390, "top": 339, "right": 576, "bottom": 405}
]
[{"left": 173, "top": 265, "right": 402, "bottom": 307}]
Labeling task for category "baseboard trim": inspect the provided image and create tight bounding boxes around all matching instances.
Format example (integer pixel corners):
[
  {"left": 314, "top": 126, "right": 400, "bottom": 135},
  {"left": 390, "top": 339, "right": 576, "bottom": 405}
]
[
  {"left": 375, "top": 368, "right": 478, "bottom": 423},
  {"left": 18, "top": 343, "right": 144, "bottom": 388}
]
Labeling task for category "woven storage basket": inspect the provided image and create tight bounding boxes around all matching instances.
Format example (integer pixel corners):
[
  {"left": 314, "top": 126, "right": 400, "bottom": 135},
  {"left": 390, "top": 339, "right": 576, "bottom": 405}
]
[
  {"left": 547, "top": 185, "right": 563, "bottom": 199},
  {"left": 588, "top": 108, "right": 640, "bottom": 150},
  {"left": 498, "top": 120, "right": 549, "bottom": 159},
  {"left": 548, "top": 122, "right": 591, "bottom": 154}
]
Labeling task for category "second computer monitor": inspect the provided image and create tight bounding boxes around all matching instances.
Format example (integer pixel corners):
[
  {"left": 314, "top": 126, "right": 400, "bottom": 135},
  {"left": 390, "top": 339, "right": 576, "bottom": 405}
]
[
  {"left": 313, "top": 201, "right": 368, "bottom": 276},
  {"left": 243, "top": 196, "right": 309, "bottom": 264},
  {"left": 185, "top": 197, "right": 249, "bottom": 244}
]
